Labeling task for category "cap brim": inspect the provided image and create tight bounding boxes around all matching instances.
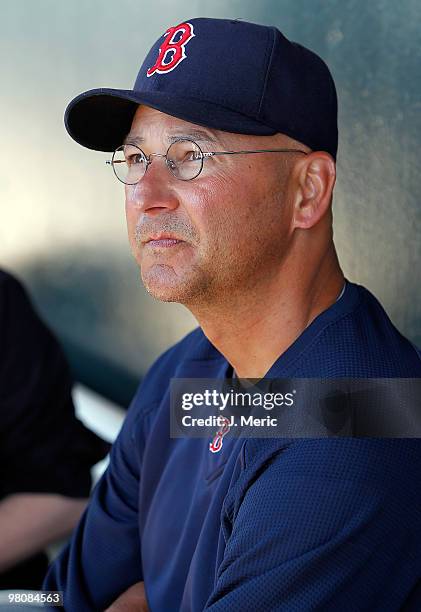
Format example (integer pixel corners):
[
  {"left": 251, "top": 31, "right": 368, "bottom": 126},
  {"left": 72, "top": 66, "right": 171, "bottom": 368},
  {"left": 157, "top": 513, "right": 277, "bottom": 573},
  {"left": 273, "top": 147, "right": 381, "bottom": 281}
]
[{"left": 64, "top": 88, "right": 278, "bottom": 152}]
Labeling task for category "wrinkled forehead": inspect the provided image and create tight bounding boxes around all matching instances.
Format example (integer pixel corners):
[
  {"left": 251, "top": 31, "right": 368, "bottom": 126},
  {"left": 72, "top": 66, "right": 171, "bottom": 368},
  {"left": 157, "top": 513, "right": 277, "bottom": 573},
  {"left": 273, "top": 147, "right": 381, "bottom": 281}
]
[
  {"left": 125, "top": 104, "right": 306, "bottom": 151},
  {"left": 125, "top": 105, "right": 221, "bottom": 146}
]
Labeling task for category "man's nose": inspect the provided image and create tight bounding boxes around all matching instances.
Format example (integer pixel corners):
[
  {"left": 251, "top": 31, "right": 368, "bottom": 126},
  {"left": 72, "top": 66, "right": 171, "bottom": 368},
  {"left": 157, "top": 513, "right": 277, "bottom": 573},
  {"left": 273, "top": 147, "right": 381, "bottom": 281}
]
[{"left": 125, "top": 160, "right": 180, "bottom": 215}]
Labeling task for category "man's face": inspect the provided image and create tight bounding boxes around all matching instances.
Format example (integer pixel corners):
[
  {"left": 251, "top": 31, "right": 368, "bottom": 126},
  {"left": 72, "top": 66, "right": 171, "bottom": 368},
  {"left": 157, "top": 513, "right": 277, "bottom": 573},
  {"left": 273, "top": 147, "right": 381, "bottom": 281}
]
[{"left": 124, "top": 106, "right": 301, "bottom": 307}]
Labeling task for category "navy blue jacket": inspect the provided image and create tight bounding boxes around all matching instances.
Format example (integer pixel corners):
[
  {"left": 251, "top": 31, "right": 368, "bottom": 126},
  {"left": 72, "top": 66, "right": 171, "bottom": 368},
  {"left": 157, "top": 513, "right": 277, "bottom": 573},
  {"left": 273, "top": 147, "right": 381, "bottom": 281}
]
[{"left": 44, "top": 280, "right": 421, "bottom": 611}]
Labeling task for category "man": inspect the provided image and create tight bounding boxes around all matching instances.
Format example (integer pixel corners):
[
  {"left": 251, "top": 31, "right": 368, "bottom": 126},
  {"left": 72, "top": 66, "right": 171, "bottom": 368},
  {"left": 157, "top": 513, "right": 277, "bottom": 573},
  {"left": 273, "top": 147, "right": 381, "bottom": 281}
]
[
  {"left": 44, "top": 18, "right": 421, "bottom": 611},
  {"left": 0, "top": 270, "right": 110, "bottom": 589}
]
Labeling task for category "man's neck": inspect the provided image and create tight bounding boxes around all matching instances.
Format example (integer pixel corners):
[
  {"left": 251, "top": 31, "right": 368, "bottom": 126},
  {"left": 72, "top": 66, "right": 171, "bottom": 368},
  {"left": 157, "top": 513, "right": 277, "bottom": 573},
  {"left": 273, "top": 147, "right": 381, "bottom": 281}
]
[{"left": 189, "top": 243, "right": 344, "bottom": 379}]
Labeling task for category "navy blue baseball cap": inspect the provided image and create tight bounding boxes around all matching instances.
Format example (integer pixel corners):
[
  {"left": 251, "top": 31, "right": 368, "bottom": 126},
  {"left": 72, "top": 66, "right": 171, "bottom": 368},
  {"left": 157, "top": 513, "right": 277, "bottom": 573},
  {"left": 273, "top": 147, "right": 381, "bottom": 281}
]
[{"left": 65, "top": 17, "right": 338, "bottom": 159}]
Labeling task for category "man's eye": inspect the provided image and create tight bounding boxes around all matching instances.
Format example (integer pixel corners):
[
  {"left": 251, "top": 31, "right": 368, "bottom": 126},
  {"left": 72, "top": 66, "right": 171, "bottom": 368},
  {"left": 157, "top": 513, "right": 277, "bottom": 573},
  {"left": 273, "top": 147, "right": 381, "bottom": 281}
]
[
  {"left": 183, "top": 151, "right": 201, "bottom": 162},
  {"left": 168, "top": 152, "right": 198, "bottom": 167},
  {"left": 126, "top": 154, "right": 145, "bottom": 165}
]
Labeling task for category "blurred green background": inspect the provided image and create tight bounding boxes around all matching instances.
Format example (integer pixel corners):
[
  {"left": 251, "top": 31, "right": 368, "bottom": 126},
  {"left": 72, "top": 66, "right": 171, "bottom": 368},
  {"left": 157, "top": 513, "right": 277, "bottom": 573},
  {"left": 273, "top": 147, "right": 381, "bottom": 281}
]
[{"left": 1, "top": 0, "right": 420, "bottom": 406}]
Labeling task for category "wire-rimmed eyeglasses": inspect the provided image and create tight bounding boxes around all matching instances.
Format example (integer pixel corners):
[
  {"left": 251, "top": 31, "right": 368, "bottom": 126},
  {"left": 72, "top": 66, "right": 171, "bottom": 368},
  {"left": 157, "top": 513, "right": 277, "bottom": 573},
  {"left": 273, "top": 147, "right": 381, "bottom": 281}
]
[{"left": 106, "top": 138, "right": 308, "bottom": 184}]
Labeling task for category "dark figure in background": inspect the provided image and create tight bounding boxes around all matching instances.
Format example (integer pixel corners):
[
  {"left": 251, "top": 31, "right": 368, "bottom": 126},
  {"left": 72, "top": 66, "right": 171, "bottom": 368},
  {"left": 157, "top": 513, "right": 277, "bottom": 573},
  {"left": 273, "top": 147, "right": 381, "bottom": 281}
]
[{"left": 0, "top": 269, "right": 110, "bottom": 589}]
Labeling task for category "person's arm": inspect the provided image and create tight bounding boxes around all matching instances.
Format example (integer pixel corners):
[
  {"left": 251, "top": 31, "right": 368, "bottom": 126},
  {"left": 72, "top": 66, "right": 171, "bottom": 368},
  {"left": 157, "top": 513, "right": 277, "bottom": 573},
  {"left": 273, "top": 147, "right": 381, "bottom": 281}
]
[
  {"left": 104, "top": 581, "right": 149, "bottom": 612},
  {"left": 43, "top": 387, "right": 157, "bottom": 611},
  {"left": 0, "top": 493, "right": 88, "bottom": 572},
  {"left": 0, "top": 271, "right": 110, "bottom": 584},
  {"left": 42, "top": 327, "right": 180, "bottom": 610},
  {"left": 204, "top": 438, "right": 421, "bottom": 611}
]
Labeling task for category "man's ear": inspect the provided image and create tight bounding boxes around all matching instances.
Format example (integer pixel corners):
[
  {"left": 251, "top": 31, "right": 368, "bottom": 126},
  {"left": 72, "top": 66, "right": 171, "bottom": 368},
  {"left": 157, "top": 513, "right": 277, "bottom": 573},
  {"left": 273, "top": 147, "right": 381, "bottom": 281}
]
[{"left": 291, "top": 152, "right": 336, "bottom": 229}]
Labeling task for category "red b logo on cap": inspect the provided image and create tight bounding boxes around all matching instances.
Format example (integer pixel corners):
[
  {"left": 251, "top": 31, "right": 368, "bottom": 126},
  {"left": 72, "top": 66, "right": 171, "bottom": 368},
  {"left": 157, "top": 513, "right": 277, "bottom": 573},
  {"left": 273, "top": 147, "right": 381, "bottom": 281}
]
[{"left": 147, "top": 22, "right": 195, "bottom": 77}]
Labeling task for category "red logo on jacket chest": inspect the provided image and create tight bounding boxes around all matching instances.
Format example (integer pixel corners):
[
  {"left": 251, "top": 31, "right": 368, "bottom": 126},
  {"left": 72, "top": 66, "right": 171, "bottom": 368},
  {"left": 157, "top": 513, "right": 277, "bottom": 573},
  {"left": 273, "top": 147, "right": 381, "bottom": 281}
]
[{"left": 209, "top": 416, "right": 231, "bottom": 453}]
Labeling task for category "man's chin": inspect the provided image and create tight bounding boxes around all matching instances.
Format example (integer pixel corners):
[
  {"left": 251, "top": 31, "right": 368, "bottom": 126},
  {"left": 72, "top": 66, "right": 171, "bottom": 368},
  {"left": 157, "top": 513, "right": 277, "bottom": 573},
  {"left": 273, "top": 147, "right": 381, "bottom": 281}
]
[
  {"left": 140, "top": 266, "right": 191, "bottom": 304},
  {"left": 144, "top": 284, "right": 181, "bottom": 303},
  {"left": 139, "top": 261, "right": 213, "bottom": 305}
]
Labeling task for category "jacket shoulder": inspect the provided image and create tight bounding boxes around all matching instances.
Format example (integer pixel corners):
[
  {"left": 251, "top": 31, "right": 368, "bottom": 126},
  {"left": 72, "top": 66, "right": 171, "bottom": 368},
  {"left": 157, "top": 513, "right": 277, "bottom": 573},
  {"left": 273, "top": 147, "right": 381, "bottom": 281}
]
[{"left": 130, "top": 326, "right": 210, "bottom": 410}]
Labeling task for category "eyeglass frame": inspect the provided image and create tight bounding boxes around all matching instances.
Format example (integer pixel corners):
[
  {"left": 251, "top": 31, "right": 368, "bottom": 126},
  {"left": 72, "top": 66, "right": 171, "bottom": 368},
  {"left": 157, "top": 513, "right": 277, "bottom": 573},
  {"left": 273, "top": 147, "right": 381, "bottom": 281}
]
[{"left": 106, "top": 138, "right": 309, "bottom": 184}]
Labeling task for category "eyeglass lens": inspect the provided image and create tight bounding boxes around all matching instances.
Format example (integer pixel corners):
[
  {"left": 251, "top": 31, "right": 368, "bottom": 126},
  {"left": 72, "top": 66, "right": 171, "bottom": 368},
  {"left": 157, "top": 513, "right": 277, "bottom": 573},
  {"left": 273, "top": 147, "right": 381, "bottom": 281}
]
[{"left": 112, "top": 139, "right": 204, "bottom": 184}]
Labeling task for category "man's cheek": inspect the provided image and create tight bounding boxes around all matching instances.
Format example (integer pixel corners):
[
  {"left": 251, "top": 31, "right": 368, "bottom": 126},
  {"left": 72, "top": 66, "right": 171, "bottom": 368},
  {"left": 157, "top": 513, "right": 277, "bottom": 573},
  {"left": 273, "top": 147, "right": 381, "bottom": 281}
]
[
  {"left": 124, "top": 216, "right": 143, "bottom": 264},
  {"left": 125, "top": 208, "right": 138, "bottom": 242}
]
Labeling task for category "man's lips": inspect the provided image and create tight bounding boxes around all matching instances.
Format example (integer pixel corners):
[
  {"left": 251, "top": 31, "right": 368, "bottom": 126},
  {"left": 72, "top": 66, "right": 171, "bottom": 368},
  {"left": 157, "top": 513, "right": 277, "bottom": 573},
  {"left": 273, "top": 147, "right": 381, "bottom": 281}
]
[{"left": 143, "top": 234, "right": 185, "bottom": 247}]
